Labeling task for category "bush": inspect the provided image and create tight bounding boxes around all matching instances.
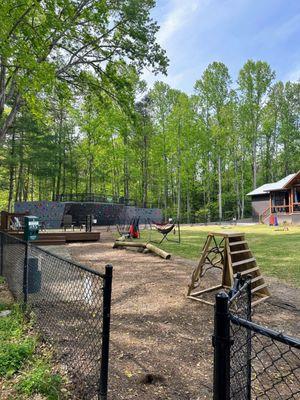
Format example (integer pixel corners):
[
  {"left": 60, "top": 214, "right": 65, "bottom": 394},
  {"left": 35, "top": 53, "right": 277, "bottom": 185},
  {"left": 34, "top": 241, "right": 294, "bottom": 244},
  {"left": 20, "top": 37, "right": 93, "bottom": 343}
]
[
  {"left": 0, "top": 303, "right": 36, "bottom": 377},
  {"left": 17, "top": 359, "right": 63, "bottom": 400},
  {"left": 0, "top": 338, "right": 36, "bottom": 377}
]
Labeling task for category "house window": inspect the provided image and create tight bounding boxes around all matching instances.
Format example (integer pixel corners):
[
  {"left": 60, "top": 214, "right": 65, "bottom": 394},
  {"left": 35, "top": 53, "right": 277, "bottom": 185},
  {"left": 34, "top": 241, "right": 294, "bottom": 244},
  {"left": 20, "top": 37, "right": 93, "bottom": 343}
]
[
  {"left": 272, "top": 192, "right": 285, "bottom": 206},
  {"left": 271, "top": 191, "right": 289, "bottom": 213},
  {"left": 293, "top": 187, "right": 300, "bottom": 212}
]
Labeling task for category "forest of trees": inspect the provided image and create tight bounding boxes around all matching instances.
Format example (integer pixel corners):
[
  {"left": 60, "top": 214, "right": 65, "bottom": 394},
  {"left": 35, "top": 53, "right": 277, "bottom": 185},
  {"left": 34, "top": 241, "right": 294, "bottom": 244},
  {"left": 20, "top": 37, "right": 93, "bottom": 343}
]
[{"left": 0, "top": 1, "right": 299, "bottom": 222}]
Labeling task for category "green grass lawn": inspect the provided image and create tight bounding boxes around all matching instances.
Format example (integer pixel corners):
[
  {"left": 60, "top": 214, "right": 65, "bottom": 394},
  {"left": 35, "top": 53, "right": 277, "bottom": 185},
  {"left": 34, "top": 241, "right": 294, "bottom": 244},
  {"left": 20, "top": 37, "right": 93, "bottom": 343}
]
[{"left": 137, "top": 224, "right": 300, "bottom": 287}]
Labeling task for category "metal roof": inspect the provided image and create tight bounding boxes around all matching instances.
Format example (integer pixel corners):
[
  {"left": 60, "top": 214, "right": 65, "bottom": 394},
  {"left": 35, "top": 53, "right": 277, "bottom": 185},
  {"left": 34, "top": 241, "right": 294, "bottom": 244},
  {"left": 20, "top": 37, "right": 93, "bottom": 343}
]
[{"left": 247, "top": 173, "right": 297, "bottom": 196}]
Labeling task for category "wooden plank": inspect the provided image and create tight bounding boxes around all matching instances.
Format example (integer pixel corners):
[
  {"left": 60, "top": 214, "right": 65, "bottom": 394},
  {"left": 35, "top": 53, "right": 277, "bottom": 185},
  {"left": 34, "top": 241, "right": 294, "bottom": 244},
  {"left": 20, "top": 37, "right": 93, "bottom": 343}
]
[
  {"left": 222, "top": 237, "right": 233, "bottom": 287},
  {"left": 232, "top": 257, "right": 256, "bottom": 267},
  {"left": 251, "top": 283, "right": 268, "bottom": 294},
  {"left": 189, "top": 284, "right": 223, "bottom": 297},
  {"left": 250, "top": 275, "right": 263, "bottom": 284},
  {"left": 252, "top": 296, "right": 270, "bottom": 306},
  {"left": 187, "top": 296, "right": 214, "bottom": 306},
  {"left": 36, "top": 240, "right": 66, "bottom": 246},
  {"left": 230, "top": 249, "right": 251, "bottom": 255},
  {"left": 65, "top": 232, "right": 100, "bottom": 242},
  {"left": 234, "top": 266, "right": 259, "bottom": 276},
  {"left": 209, "top": 231, "right": 244, "bottom": 238},
  {"left": 229, "top": 241, "right": 247, "bottom": 246},
  {"left": 187, "top": 235, "right": 213, "bottom": 296}
]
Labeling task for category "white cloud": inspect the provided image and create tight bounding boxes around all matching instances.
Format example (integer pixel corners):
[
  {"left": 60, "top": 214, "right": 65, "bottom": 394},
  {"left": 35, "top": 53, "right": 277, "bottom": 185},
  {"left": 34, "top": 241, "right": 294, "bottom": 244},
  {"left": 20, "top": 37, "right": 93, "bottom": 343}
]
[
  {"left": 275, "top": 14, "right": 300, "bottom": 41},
  {"left": 285, "top": 65, "right": 300, "bottom": 83},
  {"left": 141, "top": 0, "right": 209, "bottom": 90},
  {"left": 157, "top": 0, "right": 205, "bottom": 45}
]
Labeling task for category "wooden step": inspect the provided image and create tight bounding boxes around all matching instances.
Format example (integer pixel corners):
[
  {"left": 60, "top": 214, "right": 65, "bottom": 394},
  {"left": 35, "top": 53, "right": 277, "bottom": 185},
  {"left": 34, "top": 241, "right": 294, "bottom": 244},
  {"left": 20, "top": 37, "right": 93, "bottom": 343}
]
[
  {"left": 35, "top": 239, "right": 66, "bottom": 246},
  {"left": 229, "top": 241, "right": 247, "bottom": 246},
  {"left": 232, "top": 257, "right": 256, "bottom": 267},
  {"left": 251, "top": 283, "right": 268, "bottom": 294},
  {"left": 37, "top": 236, "right": 64, "bottom": 240},
  {"left": 250, "top": 275, "right": 263, "bottom": 284},
  {"left": 234, "top": 266, "right": 259, "bottom": 277},
  {"left": 231, "top": 249, "right": 251, "bottom": 255},
  {"left": 252, "top": 296, "right": 270, "bottom": 306}
]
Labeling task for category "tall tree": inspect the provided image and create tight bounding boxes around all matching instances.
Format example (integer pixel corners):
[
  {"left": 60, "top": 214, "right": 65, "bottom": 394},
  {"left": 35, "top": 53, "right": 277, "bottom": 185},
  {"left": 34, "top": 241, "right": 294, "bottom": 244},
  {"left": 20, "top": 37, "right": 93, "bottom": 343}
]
[
  {"left": 0, "top": 0, "right": 168, "bottom": 140},
  {"left": 195, "top": 62, "right": 231, "bottom": 221},
  {"left": 238, "top": 60, "right": 275, "bottom": 189}
]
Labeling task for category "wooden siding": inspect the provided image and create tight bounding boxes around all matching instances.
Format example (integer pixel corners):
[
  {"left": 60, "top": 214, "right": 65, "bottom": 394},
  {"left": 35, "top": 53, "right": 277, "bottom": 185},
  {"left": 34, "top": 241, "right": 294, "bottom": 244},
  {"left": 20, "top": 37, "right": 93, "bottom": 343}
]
[{"left": 251, "top": 195, "right": 270, "bottom": 222}]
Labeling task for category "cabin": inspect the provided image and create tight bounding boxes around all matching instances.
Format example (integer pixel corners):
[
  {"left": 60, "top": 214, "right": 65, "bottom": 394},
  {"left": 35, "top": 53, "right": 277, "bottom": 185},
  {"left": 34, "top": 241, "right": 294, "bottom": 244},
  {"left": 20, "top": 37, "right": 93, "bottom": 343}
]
[{"left": 247, "top": 171, "right": 300, "bottom": 225}]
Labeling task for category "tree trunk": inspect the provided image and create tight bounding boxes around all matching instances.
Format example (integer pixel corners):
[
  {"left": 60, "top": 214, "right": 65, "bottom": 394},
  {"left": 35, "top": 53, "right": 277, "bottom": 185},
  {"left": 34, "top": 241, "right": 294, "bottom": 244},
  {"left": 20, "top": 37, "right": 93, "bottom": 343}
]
[
  {"left": 123, "top": 131, "right": 129, "bottom": 201},
  {"left": 163, "top": 120, "right": 168, "bottom": 214},
  {"left": 218, "top": 155, "right": 222, "bottom": 221},
  {"left": 15, "top": 131, "right": 24, "bottom": 202},
  {"left": 55, "top": 111, "right": 63, "bottom": 197},
  {"left": 186, "top": 179, "right": 191, "bottom": 224},
  {"left": 142, "top": 125, "right": 148, "bottom": 208},
  {"left": 177, "top": 121, "right": 181, "bottom": 221},
  {"left": 234, "top": 156, "right": 240, "bottom": 220},
  {"left": 7, "top": 130, "right": 16, "bottom": 211}
]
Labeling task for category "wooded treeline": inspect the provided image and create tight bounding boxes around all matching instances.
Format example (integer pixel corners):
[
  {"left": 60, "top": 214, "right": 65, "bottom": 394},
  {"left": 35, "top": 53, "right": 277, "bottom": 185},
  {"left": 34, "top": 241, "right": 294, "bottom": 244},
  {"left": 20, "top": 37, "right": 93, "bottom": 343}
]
[
  {"left": 0, "top": 2, "right": 299, "bottom": 221},
  {"left": 1, "top": 60, "right": 299, "bottom": 222}
]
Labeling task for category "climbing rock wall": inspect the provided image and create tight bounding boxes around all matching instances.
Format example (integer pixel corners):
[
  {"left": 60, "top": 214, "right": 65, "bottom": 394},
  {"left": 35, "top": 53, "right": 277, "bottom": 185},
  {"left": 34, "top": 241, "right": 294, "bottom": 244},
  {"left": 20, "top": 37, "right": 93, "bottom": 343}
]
[
  {"left": 14, "top": 201, "right": 163, "bottom": 228},
  {"left": 14, "top": 201, "right": 66, "bottom": 228}
]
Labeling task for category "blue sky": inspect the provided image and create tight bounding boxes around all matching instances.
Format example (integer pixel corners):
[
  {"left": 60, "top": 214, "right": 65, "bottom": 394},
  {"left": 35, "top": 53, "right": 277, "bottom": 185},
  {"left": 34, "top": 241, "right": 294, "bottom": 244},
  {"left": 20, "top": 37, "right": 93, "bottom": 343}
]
[{"left": 143, "top": 0, "right": 300, "bottom": 93}]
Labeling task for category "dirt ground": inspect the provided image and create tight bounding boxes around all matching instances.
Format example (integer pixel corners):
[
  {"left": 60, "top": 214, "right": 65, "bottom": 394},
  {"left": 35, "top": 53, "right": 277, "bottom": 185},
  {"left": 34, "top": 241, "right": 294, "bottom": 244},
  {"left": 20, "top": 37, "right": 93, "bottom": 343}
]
[{"left": 68, "top": 231, "right": 300, "bottom": 400}]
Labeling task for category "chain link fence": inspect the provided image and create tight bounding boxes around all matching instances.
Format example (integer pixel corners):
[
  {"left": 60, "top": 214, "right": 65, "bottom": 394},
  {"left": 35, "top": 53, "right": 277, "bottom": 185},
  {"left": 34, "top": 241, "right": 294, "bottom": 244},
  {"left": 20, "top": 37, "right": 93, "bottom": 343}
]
[
  {"left": 0, "top": 231, "right": 112, "bottom": 400},
  {"left": 213, "top": 275, "right": 300, "bottom": 400}
]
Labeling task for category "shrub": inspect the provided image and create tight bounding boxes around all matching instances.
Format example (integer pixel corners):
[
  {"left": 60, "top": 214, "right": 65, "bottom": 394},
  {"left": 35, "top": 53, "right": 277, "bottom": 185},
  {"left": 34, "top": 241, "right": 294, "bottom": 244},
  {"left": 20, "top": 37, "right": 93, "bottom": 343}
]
[
  {"left": 17, "top": 359, "right": 63, "bottom": 400},
  {"left": 0, "top": 338, "right": 36, "bottom": 377}
]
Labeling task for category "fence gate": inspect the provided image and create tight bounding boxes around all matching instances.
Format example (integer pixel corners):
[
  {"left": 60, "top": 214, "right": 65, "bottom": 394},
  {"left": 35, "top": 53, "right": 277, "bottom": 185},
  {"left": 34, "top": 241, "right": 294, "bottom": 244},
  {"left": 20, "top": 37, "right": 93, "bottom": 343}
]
[{"left": 213, "top": 275, "right": 300, "bottom": 400}]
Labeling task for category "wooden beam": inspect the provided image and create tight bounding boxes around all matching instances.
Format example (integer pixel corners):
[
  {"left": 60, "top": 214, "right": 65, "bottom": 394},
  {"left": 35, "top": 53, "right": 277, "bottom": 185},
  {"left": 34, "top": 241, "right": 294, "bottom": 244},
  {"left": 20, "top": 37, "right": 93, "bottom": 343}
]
[
  {"left": 145, "top": 243, "right": 171, "bottom": 259},
  {"left": 189, "top": 284, "right": 223, "bottom": 297},
  {"left": 187, "top": 296, "right": 214, "bottom": 306},
  {"left": 113, "top": 241, "right": 146, "bottom": 248}
]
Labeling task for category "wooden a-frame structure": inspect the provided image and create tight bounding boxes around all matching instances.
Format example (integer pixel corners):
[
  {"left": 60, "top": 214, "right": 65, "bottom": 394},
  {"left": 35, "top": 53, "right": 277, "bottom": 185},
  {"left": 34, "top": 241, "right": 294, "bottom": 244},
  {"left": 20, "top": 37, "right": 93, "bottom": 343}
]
[{"left": 187, "top": 231, "right": 270, "bottom": 306}]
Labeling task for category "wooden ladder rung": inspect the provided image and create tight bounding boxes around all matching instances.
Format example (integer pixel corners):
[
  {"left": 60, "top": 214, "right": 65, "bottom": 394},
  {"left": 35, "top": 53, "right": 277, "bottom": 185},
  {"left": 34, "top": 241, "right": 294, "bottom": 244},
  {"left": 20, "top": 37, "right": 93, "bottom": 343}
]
[
  {"left": 231, "top": 249, "right": 251, "bottom": 255},
  {"left": 251, "top": 283, "right": 268, "bottom": 294},
  {"left": 234, "top": 266, "right": 259, "bottom": 276},
  {"left": 252, "top": 296, "right": 270, "bottom": 306},
  {"left": 250, "top": 275, "right": 263, "bottom": 284},
  {"left": 232, "top": 257, "right": 256, "bottom": 267},
  {"left": 229, "top": 241, "right": 247, "bottom": 246}
]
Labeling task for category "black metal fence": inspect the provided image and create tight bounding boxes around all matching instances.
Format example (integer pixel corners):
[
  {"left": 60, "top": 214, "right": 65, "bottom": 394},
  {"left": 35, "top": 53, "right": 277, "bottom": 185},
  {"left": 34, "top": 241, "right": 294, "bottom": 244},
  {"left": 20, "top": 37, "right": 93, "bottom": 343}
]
[
  {"left": 0, "top": 231, "right": 112, "bottom": 400},
  {"left": 213, "top": 276, "right": 300, "bottom": 400},
  {"left": 56, "top": 193, "right": 159, "bottom": 208}
]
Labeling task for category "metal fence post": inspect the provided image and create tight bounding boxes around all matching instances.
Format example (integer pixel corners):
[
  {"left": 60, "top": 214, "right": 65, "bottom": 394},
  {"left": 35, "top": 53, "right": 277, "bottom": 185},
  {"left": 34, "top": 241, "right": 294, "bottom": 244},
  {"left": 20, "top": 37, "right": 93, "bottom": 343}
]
[
  {"left": 246, "top": 278, "right": 252, "bottom": 400},
  {"left": 0, "top": 233, "right": 3, "bottom": 275},
  {"left": 99, "top": 264, "right": 113, "bottom": 400},
  {"left": 213, "top": 291, "right": 231, "bottom": 400},
  {"left": 23, "top": 241, "right": 29, "bottom": 305}
]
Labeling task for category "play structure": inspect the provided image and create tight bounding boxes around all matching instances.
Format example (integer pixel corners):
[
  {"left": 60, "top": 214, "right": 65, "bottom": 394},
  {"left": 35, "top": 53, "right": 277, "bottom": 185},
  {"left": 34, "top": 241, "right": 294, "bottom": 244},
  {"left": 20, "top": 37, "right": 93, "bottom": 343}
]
[
  {"left": 113, "top": 241, "right": 171, "bottom": 259},
  {"left": 187, "top": 231, "right": 270, "bottom": 306},
  {"left": 148, "top": 219, "right": 181, "bottom": 244}
]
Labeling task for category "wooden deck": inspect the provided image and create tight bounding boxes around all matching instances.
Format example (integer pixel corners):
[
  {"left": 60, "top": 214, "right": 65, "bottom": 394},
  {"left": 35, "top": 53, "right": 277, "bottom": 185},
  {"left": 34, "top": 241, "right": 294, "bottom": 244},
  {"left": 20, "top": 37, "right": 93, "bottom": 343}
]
[{"left": 3, "top": 231, "right": 101, "bottom": 245}]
